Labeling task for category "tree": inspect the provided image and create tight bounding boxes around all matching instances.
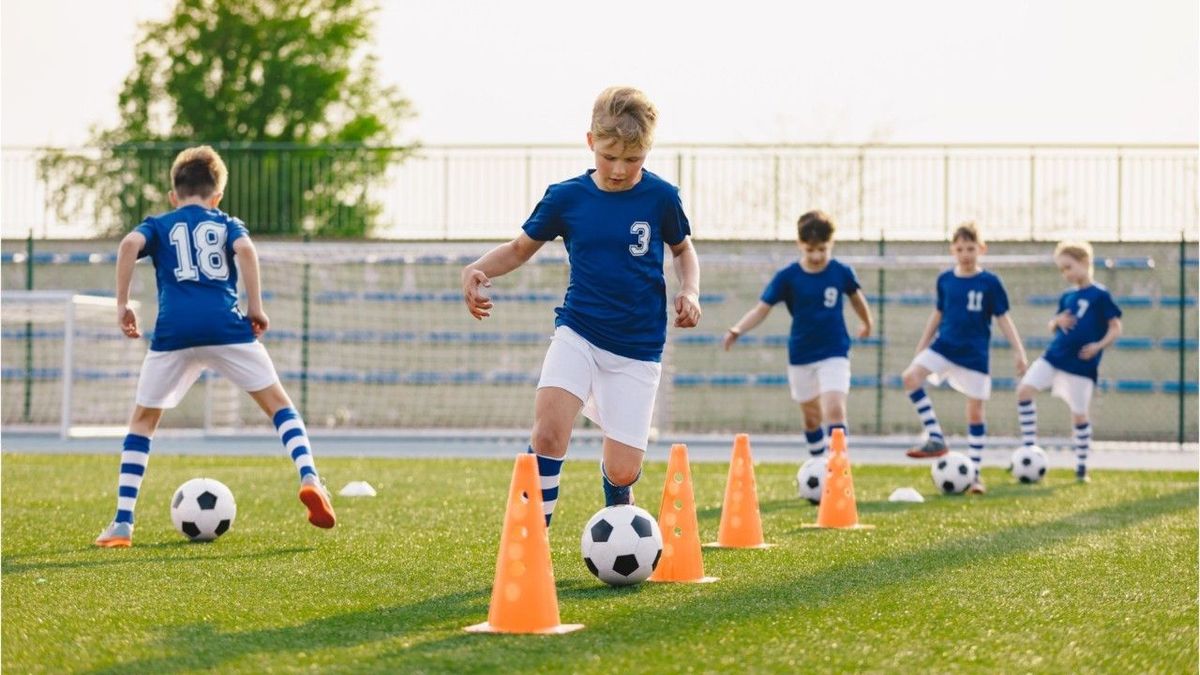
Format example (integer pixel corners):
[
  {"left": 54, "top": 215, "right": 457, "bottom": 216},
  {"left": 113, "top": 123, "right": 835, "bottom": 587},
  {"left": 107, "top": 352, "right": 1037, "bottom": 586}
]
[{"left": 41, "top": 0, "right": 413, "bottom": 237}]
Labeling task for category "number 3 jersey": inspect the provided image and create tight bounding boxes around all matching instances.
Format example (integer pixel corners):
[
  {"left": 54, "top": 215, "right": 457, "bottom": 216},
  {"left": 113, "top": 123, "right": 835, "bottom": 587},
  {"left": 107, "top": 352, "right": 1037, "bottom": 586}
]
[
  {"left": 1042, "top": 284, "right": 1122, "bottom": 381},
  {"left": 760, "top": 260, "right": 862, "bottom": 365},
  {"left": 135, "top": 204, "right": 255, "bottom": 351},
  {"left": 522, "top": 170, "right": 691, "bottom": 362},
  {"left": 929, "top": 269, "right": 1011, "bottom": 374}
]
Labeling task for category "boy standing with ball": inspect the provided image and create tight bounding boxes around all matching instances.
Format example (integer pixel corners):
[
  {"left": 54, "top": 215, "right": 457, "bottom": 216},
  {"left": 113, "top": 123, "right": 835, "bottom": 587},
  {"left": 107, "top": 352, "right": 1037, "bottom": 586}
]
[
  {"left": 94, "top": 146, "right": 335, "bottom": 547},
  {"left": 461, "top": 86, "right": 701, "bottom": 527}
]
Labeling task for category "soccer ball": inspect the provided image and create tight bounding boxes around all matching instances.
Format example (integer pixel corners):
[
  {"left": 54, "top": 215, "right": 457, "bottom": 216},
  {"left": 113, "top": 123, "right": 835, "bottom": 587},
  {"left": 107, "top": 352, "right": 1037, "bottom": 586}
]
[
  {"left": 931, "top": 452, "right": 974, "bottom": 495},
  {"left": 580, "top": 505, "right": 662, "bottom": 586},
  {"left": 796, "top": 455, "right": 827, "bottom": 504},
  {"left": 170, "top": 478, "right": 237, "bottom": 541},
  {"left": 1010, "top": 445, "right": 1049, "bottom": 483}
]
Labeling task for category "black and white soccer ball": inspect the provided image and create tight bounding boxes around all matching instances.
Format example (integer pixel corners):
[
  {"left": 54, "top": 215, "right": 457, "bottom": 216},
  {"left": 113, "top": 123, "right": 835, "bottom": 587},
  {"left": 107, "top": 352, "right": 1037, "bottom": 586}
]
[
  {"left": 796, "top": 455, "right": 827, "bottom": 504},
  {"left": 170, "top": 478, "right": 236, "bottom": 541},
  {"left": 580, "top": 505, "right": 662, "bottom": 586},
  {"left": 931, "top": 451, "right": 974, "bottom": 495},
  {"left": 1010, "top": 445, "right": 1048, "bottom": 483}
]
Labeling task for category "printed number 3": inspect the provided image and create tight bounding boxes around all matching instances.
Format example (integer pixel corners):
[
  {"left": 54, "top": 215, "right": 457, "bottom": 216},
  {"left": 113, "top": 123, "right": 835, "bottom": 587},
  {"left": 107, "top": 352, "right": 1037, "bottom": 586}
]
[
  {"left": 629, "top": 221, "right": 649, "bottom": 257},
  {"left": 170, "top": 221, "right": 230, "bottom": 281},
  {"left": 966, "top": 290, "right": 984, "bottom": 312}
]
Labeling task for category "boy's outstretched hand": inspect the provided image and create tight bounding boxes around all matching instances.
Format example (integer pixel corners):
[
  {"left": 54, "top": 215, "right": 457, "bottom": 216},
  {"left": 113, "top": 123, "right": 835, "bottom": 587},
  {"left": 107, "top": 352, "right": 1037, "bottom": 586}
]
[
  {"left": 462, "top": 268, "right": 494, "bottom": 320},
  {"left": 118, "top": 305, "right": 141, "bottom": 339},
  {"left": 1053, "top": 310, "right": 1077, "bottom": 332},
  {"left": 674, "top": 291, "right": 701, "bottom": 328}
]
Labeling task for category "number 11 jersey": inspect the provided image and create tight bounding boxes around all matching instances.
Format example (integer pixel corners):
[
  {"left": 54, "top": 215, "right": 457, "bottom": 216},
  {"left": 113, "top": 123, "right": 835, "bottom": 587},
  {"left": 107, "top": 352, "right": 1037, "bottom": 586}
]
[{"left": 135, "top": 204, "right": 255, "bottom": 351}]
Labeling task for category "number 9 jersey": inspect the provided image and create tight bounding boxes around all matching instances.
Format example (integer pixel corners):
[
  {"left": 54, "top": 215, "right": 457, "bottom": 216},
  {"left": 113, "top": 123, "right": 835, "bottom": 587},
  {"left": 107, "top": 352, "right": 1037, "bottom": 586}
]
[{"left": 135, "top": 204, "right": 255, "bottom": 351}]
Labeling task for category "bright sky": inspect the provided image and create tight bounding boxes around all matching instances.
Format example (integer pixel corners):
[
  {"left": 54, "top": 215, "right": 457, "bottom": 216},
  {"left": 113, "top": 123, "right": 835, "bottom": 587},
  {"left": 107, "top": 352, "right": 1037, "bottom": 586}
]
[{"left": 2, "top": 0, "right": 1197, "bottom": 147}]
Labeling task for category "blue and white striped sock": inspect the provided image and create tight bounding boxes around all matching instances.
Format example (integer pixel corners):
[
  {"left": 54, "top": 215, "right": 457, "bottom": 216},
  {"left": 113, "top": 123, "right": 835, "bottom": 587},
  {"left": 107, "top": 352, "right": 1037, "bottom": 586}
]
[
  {"left": 804, "top": 427, "right": 827, "bottom": 456},
  {"left": 908, "top": 388, "right": 944, "bottom": 442},
  {"left": 968, "top": 423, "right": 986, "bottom": 479},
  {"left": 1017, "top": 400, "right": 1038, "bottom": 447},
  {"left": 602, "top": 463, "right": 638, "bottom": 507},
  {"left": 828, "top": 422, "right": 848, "bottom": 441},
  {"left": 113, "top": 434, "right": 151, "bottom": 524},
  {"left": 273, "top": 408, "right": 317, "bottom": 481},
  {"left": 527, "top": 446, "right": 564, "bottom": 526},
  {"left": 1074, "top": 422, "right": 1092, "bottom": 477}
]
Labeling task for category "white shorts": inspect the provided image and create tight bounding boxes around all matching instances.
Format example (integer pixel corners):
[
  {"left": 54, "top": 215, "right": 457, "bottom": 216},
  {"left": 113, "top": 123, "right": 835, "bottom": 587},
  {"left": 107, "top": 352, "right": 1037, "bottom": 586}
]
[
  {"left": 135, "top": 342, "right": 280, "bottom": 409},
  {"left": 913, "top": 348, "right": 992, "bottom": 400},
  {"left": 537, "top": 326, "right": 662, "bottom": 450},
  {"left": 1020, "top": 357, "right": 1094, "bottom": 415},
  {"left": 787, "top": 357, "right": 851, "bottom": 403}
]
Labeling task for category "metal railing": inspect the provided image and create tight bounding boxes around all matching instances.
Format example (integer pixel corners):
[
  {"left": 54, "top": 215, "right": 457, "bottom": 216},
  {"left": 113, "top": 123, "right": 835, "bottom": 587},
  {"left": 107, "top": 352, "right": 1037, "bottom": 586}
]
[{"left": 3, "top": 143, "right": 1196, "bottom": 240}]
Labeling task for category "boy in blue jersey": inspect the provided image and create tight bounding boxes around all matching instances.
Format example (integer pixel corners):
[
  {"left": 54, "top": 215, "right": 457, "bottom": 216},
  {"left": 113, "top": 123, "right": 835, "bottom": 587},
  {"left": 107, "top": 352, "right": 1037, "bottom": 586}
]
[
  {"left": 901, "top": 223, "right": 1028, "bottom": 493},
  {"left": 461, "top": 86, "right": 701, "bottom": 527},
  {"left": 722, "top": 211, "right": 872, "bottom": 461},
  {"left": 1016, "top": 241, "right": 1122, "bottom": 483},
  {"left": 94, "top": 146, "right": 335, "bottom": 547}
]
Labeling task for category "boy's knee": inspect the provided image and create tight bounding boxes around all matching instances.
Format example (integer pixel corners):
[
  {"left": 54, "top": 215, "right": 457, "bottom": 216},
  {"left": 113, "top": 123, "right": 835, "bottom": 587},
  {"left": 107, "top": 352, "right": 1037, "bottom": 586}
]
[
  {"left": 603, "top": 462, "right": 641, "bottom": 487},
  {"left": 800, "top": 401, "right": 823, "bottom": 428},
  {"left": 1016, "top": 385, "right": 1036, "bottom": 401},
  {"left": 530, "top": 425, "right": 569, "bottom": 458},
  {"left": 901, "top": 368, "right": 923, "bottom": 391}
]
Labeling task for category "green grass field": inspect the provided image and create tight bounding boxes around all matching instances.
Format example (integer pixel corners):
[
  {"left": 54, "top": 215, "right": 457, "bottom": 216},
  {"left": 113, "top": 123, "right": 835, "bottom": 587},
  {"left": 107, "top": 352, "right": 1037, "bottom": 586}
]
[{"left": 2, "top": 452, "right": 1196, "bottom": 673}]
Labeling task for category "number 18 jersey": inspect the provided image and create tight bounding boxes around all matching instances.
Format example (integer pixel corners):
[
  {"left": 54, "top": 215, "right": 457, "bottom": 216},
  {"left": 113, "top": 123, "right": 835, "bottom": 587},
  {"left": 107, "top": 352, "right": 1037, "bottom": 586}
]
[{"left": 134, "top": 204, "right": 255, "bottom": 351}]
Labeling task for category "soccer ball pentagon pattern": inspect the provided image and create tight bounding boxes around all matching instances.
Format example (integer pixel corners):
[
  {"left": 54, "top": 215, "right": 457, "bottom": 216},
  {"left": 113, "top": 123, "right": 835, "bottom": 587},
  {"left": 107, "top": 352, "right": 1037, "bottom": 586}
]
[
  {"left": 796, "top": 455, "right": 827, "bottom": 504},
  {"left": 580, "top": 505, "right": 663, "bottom": 586},
  {"left": 931, "top": 451, "right": 974, "bottom": 494},
  {"left": 1010, "top": 445, "right": 1049, "bottom": 483},
  {"left": 170, "top": 478, "right": 237, "bottom": 541}
]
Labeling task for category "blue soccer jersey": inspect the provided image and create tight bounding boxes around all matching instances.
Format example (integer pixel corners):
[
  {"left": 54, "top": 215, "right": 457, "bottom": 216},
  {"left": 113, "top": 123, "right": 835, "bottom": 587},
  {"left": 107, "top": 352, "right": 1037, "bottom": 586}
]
[
  {"left": 1042, "top": 284, "right": 1122, "bottom": 381},
  {"left": 929, "top": 269, "right": 1011, "bottom": 374},
  {"left": 761, "top": 259, "right": 862, "bottom": 365},
  {"left": 134, "top": 204, "right": 255, "bottom": 351},
  {"left": 522, "top": 170, "right": 690, "bottom": 362}
]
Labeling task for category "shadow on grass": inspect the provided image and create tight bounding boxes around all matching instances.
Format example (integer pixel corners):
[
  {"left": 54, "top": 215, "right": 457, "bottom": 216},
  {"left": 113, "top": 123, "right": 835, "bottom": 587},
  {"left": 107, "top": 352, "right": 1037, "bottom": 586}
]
[
  {"left": 2, "top": 546, "right": 316, "bottom": 575},
  {"left": 96, "top": 488, "right": 1196, "bottom": 673},
  {"left": 695, "top": 498, "right": 796, "bottom": 520}
]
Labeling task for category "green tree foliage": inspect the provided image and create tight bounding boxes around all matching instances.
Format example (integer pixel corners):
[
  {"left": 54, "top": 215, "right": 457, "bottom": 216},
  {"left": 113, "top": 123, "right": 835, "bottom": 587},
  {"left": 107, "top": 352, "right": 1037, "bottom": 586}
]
[{"left": 41, "top": 0, "right": 412, "bottom": 237}]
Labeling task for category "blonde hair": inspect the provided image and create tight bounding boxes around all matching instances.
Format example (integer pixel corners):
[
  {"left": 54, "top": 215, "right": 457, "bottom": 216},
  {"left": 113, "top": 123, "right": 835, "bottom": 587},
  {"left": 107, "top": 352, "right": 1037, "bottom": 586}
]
[
  {"left": 1055, "top": 240, "right": 1094, "bottom": 268},
  {"left": 170, "top": 145, "right": 228, "bottom": 198},
  {"left": 951, "top": 221, "right": 982, "bottom": 244},
  {"left": 591, "top": 86, "right": 657, "bottom": 149}
]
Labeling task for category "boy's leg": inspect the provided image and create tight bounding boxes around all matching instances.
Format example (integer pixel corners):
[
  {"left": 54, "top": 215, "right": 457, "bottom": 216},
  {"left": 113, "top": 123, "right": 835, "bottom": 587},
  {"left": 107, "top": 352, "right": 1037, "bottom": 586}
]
[
  {"left": 1016, "top": 395, "right": 1038, "bottom": 448},
  {"left": 903, "top": 363, "right": 947, "bottom": 457},
  {"left": 601, "top": 438, "right": 643, "bottom": 507},
  {"left": 820, "top": 388, "right": 849, "bottom": 442},
  {"left": 800, "top": 398, "right": 826, "bottom": 456},
  {"left": 248, "top": 383, "right": 335, "bottom": 528},
  {"left": 1072, "top": 415, "right": 1092, "bottom": 482},
  {"left": 965, "top": 398, "right": 986, "bottom": 493},
  {"left": 530, "top": 385, "right": 584, "bottom": 526},
  {"left": 96, "top": 405, "right": 163, "bottom": 547}
]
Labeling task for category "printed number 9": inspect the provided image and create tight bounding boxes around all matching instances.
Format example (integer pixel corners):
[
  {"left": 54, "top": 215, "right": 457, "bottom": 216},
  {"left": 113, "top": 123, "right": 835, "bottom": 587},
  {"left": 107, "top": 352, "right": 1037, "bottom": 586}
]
[
  {"left": 823, "top": 287, "right": 838, "bottom": 308},
  {"left": 629, "top": 221, "right": 649, "bottom": 257}
]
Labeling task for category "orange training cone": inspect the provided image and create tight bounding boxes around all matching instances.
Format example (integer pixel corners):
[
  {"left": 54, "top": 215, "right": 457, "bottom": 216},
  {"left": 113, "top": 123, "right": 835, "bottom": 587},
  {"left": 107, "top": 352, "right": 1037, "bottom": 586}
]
[
  {"left": 465, "top": 454, "right": 583, "bottom": 634},
  {"left": 649, "top": 444, "right": 718, "bottom": 583},
  {"left": 803, "top": 428, "right": 874, "bottom": 530},
  {"left": 706, "top": 433, "right": 772, "bottom": 549}
]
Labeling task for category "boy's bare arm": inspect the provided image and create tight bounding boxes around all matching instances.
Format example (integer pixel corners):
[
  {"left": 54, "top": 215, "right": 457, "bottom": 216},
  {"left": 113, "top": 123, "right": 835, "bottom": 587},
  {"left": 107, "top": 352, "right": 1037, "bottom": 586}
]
[
  {"left": 232, "top": 237, "right": 268, "bottom": 337},
  {"left": 723, "top": 302, "right": 772, "bottom": 350},
  {"left": 847, "top": 289, "right": 873, "bottom": 338},
  {"left": 914, "top": 310, "right": 942, "bottom": 354},
  {"left": 1079, "top": 317, "right": 1123, "bottom": 360},
  {"left": 115, "top": 232, "right": 146, "bottom": 338},
  {"left": 461, "top": 234, "right": 545, "bottom": 320},
  {"left": 995, "top": 313, "right": 1029, "bottom": 375},
  {"left": 669, "top": 238, "right": 700, "bottom": 328}
]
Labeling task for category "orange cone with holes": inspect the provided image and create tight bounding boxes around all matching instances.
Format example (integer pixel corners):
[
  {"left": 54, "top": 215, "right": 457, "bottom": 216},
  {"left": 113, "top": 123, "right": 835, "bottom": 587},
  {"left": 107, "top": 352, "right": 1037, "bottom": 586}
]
[
  {"left": 465, "top": 454, "right": 583, "bottom": 634},
  {"left": 649, "top": 444, "right": 718, "bottom": 583},
  {"left": 706, "top": 434, "right": 771, "bottom": 548},
  {"left": 804, "top": 428, "right": 874, "bottom": 530}
]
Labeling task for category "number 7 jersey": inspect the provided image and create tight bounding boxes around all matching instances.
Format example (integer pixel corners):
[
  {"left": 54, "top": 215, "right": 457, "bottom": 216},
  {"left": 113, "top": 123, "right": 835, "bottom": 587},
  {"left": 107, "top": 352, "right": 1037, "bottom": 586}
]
[{"left": 134, "top": 204, "right": 255, "bottom": 351}]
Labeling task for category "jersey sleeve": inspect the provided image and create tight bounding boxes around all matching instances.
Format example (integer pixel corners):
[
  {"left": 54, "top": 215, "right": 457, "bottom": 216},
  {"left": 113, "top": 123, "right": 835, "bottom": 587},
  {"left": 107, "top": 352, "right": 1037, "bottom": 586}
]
[
  {"left": 990, "top": 275, "right": 1010, "bottom": 316},
  {"left": 935, "top": 273, "right": 946, "bottom": 312},
  {"left": 521, "top": 186, "right": 566, "bottom": 242},
  {"left": 660, "top": 187, "right": 691, "bottom": 246},
  {"left": 842, "top": 263, "right": 862, "bottom": 294},
  {"left": 133, "top": 218, "right": 158, "bottom": 259},
  {"left": 1101, "top": 290, "right": 1123, "bottom": 320},
  {"left": 760, "top": 267, "right": 789, "bottom": 305}
]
